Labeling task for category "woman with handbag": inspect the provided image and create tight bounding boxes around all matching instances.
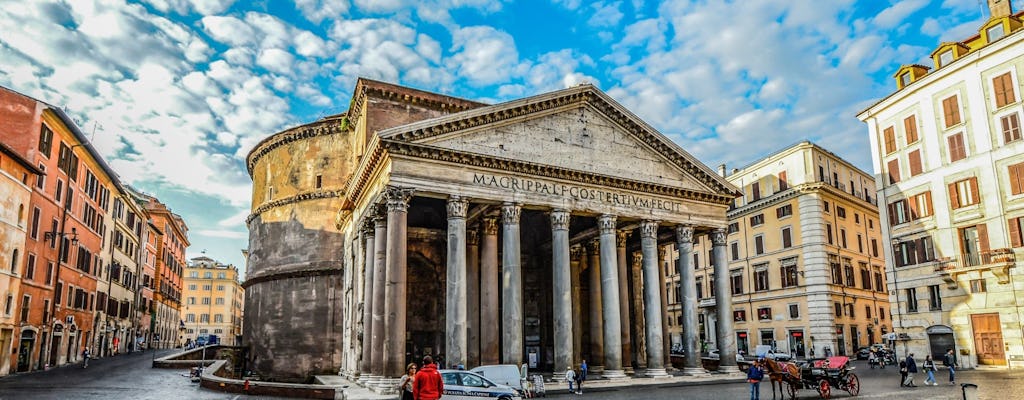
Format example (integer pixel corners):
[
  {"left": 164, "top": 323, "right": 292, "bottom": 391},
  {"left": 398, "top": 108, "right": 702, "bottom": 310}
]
[
  {"left": 399, "top": 363, "right": 417, "bottom": 400},
  {"left": 923, "top": 355, "right": 937, "bottom": 386}
]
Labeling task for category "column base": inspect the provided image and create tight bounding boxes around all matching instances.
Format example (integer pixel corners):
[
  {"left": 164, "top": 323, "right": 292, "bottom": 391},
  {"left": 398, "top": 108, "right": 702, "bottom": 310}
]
[
  {"left": 360, "top": 374, "right": 378, "bottom": 387},
  {"left": 717, "top": 365, "right": 741, "bottom": 374},
  {"left": 601, "top": 369, "right": 629, "bottom": 380},
  {"left": 644, "top": 368, "right": 671, "bottom": 378},
  {"left": 681, "top": 367, "right": 710, "bottom": 376},
  {"left": 624, "top": 366, "right": 634, "bottom": 375},
  {"left": 592, "top": 365, "right": 605, "bottom": 375},
  {"left": 371, "top": 377, "right": 400, "bottom": 394}
]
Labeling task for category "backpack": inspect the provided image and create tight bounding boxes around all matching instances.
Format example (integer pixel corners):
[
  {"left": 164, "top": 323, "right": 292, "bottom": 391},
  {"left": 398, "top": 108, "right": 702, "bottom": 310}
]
[{"left": 748, "top": 366, "right": 764, "bottom": 381}]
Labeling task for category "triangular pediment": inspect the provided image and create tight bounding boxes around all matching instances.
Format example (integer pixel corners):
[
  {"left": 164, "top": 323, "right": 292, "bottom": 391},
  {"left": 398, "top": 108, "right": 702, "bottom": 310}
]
[{"left": 376, "top": 85, "right": 739, "bottom": 197}]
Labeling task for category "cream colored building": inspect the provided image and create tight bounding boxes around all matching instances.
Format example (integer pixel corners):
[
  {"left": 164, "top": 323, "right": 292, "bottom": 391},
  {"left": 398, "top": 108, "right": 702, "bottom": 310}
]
[
  {"left": 93, "top": 190, "right": 145, "bottom": 356},
  {"left": 667, "top": 142, "right": 889, "bottom": 358},
  {"left": 858, "top": 1, "right": 1024, "bottom": 367},
  {"left": 182, "top": 256, "right": 243, "bottom": 345}
]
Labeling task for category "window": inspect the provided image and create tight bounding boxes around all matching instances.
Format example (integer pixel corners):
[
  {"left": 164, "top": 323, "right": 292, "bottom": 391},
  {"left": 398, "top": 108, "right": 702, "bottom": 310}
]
[
  {"left": 840, "top": 229, "right": 848, "bottom": 249},
  {"left": 754, "top": 235, "right": 765, "bottom": 255},
  {"left": 826, "top": 223, "right": 834, "bottom": 244},
  {"left": 754, "top": 266, "right": 769, "bottom": 291},
  {"left": 970, "top": 279, "right": 987, "bottom": 293},
  {"left": 751, "top": 181, "right": 761, "bottom": 201},
  {"left": 942, "top": 96, "right": 961, "bottom": 127},
  {"left": 696, "top": 278, "right": 703, "bottom": 299},
  {"left": 202, "top": 297, "right": 211, "bottom": 305},
  {"left": 188, "top": 297, "right": 196, "bottom": 305},
  {"left": 218, "top": 272, "right": 225, "bottom": 279},
  {"left": 203, "top": 284, "right": 212, "bottom": 290},
  {"left": 25, "top": 254, "right": 35, "bottom": 280},
  {"left": 315, "top": 174, "right": 322, "bottom": 189},
  {"left": 731, "top": 271, "right": 743, "bottom": 295},
  {"left": 200, "top": 314, "right": 210, "bottom": 323},
  {"left": 906, "top": 288, "right": 918, "bottom": 312},
  {"left": 750, "top": 214, "right": 764, "bottom": 227},
  {"left": 904, "top": 115, "right": 918, "bottom": 144},
  {"left": 836, "top": 206, "right": 846, "bottom": 219},
  {"left": 734, "top": 310, "right": 747, "bottom": 322},
  {"left": 883, "top": 126, "right": 896, "bottom": 154},
  {"left": 908, "top": 149, "right": 923, "bottom": 176},
  {"left": 188, "top": 284, "right": 197, "bottom": 290},
  {"left": 834, "top": 302, "right": 843, "bottom": 317},
  {"left": 823, "top": 201, "right": 830, "bottom": 213},
  {"left": 38, "top": 125, "right": 54, "bottom": 157},
  {"left": 911, "top": 191, "right": 934, "bottom": 219},
  {"left": 899, "top": 72, "right": 911, "bottom": 87},
  {"left": 217, "top": 285, "right": 225, "bottom": 291},
  {"left": 844, "top": 259, "right": 855, "bottom": 287},
  {"left": 846, "top": 304, "right": 855, "bottom": 318},
  {"left": 830, "top": 254, "right": 842, "bottom": 284},
  {"left": 781, "top": 259, "right": 799, "bottom": 288},
  {"left": 788, "top": 304, "right": 800, "bottom": 319},
  {"left": 928, "top": 285, "right": 942, "bottom": 311},
  {"left": 855, "top": 213, "right": 860, "bottom": 224},
  {"left": 758, "top": 307, "right": 772, "bottom": 321},
  {"left": 3, "top": 294, "right": 11, "bottom": 316},
  {"left": 204, "top": 272, "right": 212, "bottom": 278},
  {"left": 20, "top": 295, "right": 30, "bottom": 321},
  {"left": 1010, "top": 163, "right": 1024, "bottom": 196},
  {"left": 860, "top": 265, "right": 872, "bottom": 290},
  {"left": 1010, "top": 216, "right": 1024, "bottom": 248},
  {"left": 1002, "top": 113, "right": 1021, "bottom": 143},
  {"left": 988, "top": 23, "right": 1006, "bottom": 42},
  {"left": 857, "top": 234, "right": 864, "bottom": 253},
  {"left": 938, "top": 49, "right": 954, "bottom": 67},
  {"left": 730, "top": 242, "right": 740, "bottom": 261},
  {"left": 728, "top": 222, "right": 739, "bottom": 234},
  {"left": 949, "top": 177, "right": 980, "bottom": 209},
  {"left": 781, "top": 227, "right": 792, "bottom": 248},
  {"left": 778, "top": 171, "right": 788, "bottom": 191},
  {"left": 35, "top": 164, "right": 45, "bottom": 189},
  {"left": 216, "top": 298, "right": 225, "bottom": 305},
  {"left": 994, "top": 72, "right": 1016, "bottom": 108},
  {"left": 871, "top": 239, "right": 879, "bottom": 257},
  {"left": 776, "top": 204, "right": 792, "bottom": 218},
  {"left": 214, "top": 314, "right": 224, "bottom": 323},
  {"left": 45, "top": 262, "right": 54, "bottom": 285},
  {"left": 874, "top": 271, "right": 884, "bottom": 292},
  {"left": 887, "top": 159, "right": 900, "bottom": 184}
]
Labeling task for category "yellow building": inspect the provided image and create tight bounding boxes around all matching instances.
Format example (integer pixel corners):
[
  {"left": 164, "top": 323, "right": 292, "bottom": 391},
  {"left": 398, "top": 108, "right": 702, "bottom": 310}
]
[
  {"left": 181, "top": 256, "right": 243, "bottom": 345},
  {"left": 665, "top": 142, "right": 889, "bottom": 358},
  {"left": 858, "top": 1, "right": 1024, "bottom": 367}
]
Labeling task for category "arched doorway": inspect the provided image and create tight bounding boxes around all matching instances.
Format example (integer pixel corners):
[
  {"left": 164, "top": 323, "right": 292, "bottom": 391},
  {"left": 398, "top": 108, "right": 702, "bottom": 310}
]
[{"left": 926, "top": 325, "right": 955, "bottom": 361}]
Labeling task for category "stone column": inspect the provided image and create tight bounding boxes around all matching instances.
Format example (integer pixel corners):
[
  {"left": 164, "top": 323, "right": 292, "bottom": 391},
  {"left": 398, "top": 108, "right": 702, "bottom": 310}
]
[
  {"left": 675, "top": 225, "right": 706, "bottom": 375},
  {"left": 631, "top": 252, "right": 647, "bottom": 370},
  {"left": 550, "top": 209, "right": 573, "bottom": 379},
  {"left": 446, "top": 196, "right": 469, "bottom": 369},
  {"left": 640, "top": 220, "right": 669, "bottom": 377},
  {"left": 370, "top": 212, "right": 388, "bottom": 380},
  {"left": 711, "top": 228, "right": 739, "bottom": 373},
  {"left": 616, "top": 230, "right": 633, "bottom": 373},
  {"left": 658, "top": 246, "right": 671, "bottom": 370},
  {"left": 587, "top": 238, "right": 604, "bottom": 372},
  {"left": 358, "top": 220, "right": 376, "bottom": 383},
  {"left": 480, "top": 217, "right": 500, "bottom": 365},
  {"left": 570, "top": 246, "right": 584, "bottom": 367},
  {"left": 501, "top": 203, "right": 523, "bottom": 365},
  {"left": 466, "top": 227, "right": 481, "bottom": 369},
  {"left": 384, "top": 187, "right": 413, "bottom": 379},
  {"left": 597, "top": 215, "right": 626, "bottom": 379}
]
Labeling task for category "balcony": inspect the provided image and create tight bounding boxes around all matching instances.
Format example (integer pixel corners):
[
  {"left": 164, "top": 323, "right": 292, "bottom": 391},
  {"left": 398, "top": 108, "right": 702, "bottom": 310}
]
[
  {"left": 935, "top": 248, "right": 1016, "bottom": 287},
  {"left": 699, "top": 298, "right": 716, "bottom": 308}
]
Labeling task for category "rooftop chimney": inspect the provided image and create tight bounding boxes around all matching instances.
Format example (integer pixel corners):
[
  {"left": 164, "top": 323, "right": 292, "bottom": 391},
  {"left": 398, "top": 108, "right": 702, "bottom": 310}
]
[
  {"left": 989, "top": 0, "right": 1012, "bottom": 18},
  {"left": 718, "top": 164, "right": 726, "bottom": 177}
]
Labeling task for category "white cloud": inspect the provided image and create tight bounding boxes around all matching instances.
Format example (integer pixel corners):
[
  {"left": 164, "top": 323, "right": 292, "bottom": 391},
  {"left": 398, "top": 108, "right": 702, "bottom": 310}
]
[
  {"left": 295, "top": 0, "right": 350, "bottom": 23},
  {"left": 872, "top": 0, "right": 929, "bottom": 29},
  {"left": 588, "top": 1, "right": 624, "bottom": 27},
  {"left": 449, "top": 26, "right": 521, "bottom": 86},
  {"left": 201, "top": 15, "right": 256, "bottom": 46},
  {"left": 256, "top": 48, "right": 296, "bottom": 74},
  {"left": 143, "top": 0, "right": 237, "bottom": 16}
]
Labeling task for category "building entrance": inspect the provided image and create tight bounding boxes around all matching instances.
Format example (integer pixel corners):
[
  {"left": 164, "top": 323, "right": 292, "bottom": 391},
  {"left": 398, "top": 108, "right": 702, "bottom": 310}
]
[
  {"left": 17, "top": 330, "right": 34, "bottom": 372},
  {"left": 971, "top": 313, "right": 1005, "bottom": 365}
]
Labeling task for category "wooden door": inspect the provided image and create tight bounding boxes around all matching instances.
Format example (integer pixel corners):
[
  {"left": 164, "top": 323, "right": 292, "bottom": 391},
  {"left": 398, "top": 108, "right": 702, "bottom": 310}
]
[{"left": 971, "top": 313, "right": 1006, "bottom": 365}]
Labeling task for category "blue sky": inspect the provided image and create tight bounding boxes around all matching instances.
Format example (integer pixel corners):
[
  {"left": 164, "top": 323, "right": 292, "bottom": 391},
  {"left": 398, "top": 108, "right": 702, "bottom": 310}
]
[{"left": 0, "top": 0, "right": 1012, "bottom": 272}]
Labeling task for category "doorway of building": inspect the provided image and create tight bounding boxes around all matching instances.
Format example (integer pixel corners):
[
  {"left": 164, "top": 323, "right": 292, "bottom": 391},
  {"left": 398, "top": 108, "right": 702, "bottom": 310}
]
[
  {"left": 788, "top": 330, "right": 805, "bottom": 358},
  {"left": 927, "top": 325, "right": 955, "bottom": 361},
  {"left": 17, "top": 330, "right": 35, "bottom": 372},
  {"left": 49, "top": 334, "right": 61, "bottom": 366},
  {"left": 835, "top": 326, "right": 846, "bottom": 356},
  {"left": 971, "top": 313, "right": 1005, "bottom": 365}
]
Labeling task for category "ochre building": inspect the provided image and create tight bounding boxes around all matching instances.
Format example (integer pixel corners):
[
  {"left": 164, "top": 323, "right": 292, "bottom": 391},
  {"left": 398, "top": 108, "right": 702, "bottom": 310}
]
[{"left": 245, "top": 79, "right": 743, "bottom": 387}]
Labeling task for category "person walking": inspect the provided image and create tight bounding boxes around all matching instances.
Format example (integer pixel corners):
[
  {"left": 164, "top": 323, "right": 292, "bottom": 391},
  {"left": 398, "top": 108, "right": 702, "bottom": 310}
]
[
  {"left": 904, "top": 353, "right": 918, "bottom": 387},
  {"left": 578, "top": 359, "right": 588, "bottom": 394},
  {"left": 943, "top": 349, "right": 957, "bottom": 385},
  {"left": 565, "top": 366, "right": 577, "bottom": 395},
  {"left": 399, "top": 363, "right": 417, "bottom": 400},
  {"left": 747, "top": 359, "right": 765, "bottom": 400},
  {"left": 413, "top": 356, "right": 444, "bottom": 400},
  {"left": 898, "top": 359, "right": 908, "bottom": 387},
  {"left": 81, "top": 348, "right": 90, "bottom": 369},
  {"left": 923, "top": 355, "right": 937, "bottom": 386},
  {"left": 868, "top": 349, "right": 878, "bottom": 369}
]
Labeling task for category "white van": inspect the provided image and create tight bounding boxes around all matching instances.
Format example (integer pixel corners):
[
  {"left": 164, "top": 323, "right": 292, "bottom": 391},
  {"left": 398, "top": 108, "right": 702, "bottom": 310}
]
[
  {"left": 469, "top": 364, "right": 526, "bottom": 395},
  {"left": 441, "top": 370, "right": 522, "bottom": 400}
]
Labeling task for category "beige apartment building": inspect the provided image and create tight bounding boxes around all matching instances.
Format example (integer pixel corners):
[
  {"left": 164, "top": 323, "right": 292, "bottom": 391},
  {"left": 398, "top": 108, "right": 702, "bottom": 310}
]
[
  {"left": 664, "top": 142, "right": 889, "bottom": 358},
  {"left": 93, "top": 190, "right": 146, "bottom": 357},
  {"left": 182, "top": 256, "right": 243, "bottom": 345},
  {"left": 858, "top": 1, "right": 1024, "bottom": 367}
]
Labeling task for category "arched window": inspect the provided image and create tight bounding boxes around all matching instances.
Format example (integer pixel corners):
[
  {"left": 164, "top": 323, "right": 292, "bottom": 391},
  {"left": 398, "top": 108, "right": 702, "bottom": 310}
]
[{"left": 11, "top": 249, "right": 19, "bottom": 271}]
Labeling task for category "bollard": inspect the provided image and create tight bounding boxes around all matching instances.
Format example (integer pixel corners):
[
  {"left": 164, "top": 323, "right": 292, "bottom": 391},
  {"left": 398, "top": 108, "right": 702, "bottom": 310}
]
[{"left": 961, "top": 383, "right": 978, "bottom": 400}]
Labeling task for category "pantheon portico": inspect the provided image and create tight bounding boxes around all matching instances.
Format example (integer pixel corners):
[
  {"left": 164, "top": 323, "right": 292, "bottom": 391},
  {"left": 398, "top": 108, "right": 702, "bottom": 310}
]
[{"left": 244, "top": 78, "right": 741, "bottom": 386}]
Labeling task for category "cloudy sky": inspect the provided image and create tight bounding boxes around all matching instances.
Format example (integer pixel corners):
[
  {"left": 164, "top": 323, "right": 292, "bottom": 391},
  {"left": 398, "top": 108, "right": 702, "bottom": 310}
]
[{"left": 0, "top": 0, "right": 1008, "bottom": 271}]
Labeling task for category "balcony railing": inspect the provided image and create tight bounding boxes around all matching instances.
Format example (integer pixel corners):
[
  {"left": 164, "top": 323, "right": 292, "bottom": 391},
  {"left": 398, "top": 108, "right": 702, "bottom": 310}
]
[{"left": 935, "top": 248, "right": 1016, "bottom": 286}]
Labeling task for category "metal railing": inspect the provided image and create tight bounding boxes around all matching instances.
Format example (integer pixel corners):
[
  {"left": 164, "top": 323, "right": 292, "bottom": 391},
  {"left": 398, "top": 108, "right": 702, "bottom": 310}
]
[{"left": 934, "top": 248, "right": 1015, "bottom": 271}]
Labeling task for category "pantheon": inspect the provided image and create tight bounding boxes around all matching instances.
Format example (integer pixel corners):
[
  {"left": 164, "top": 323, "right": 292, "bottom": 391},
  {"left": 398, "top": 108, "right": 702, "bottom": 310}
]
[{"left": 243, "top": 78, "right": 741, "bottom": 387}]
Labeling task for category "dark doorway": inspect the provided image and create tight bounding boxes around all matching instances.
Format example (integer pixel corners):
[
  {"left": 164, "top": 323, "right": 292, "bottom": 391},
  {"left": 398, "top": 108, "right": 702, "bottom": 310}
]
[{"left": 17, "top": 331, "right": 34, "bottom": 372}]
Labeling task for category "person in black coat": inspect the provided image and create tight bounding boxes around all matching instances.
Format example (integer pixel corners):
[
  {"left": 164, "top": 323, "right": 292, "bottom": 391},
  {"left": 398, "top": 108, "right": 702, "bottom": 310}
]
[{"left": 904, "top": 354, "right": 918, "bottom": 387}]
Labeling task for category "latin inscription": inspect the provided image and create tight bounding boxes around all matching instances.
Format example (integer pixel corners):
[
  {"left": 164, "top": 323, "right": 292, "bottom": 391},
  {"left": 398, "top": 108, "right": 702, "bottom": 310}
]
[{"left": 472, "top": 173, "right": 682, "bottom": 212}]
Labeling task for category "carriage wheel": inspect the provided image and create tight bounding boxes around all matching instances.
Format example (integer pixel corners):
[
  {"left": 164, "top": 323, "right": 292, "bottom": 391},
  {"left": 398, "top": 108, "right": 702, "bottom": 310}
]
[
  {"left": 817, "top": 380, "right": 831, "bottom": 399},
  {"left": 845, "top": 374, "right": 860, "bottom": 396},
  {"left": 787, "top": 381, "right": 798, "bottom": 399}
]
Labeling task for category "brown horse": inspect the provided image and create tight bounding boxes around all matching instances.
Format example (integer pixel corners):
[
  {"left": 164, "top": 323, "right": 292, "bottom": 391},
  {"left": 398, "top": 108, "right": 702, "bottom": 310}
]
[{"left": 761, "top": 358, "right": 801, "bottom": 400}]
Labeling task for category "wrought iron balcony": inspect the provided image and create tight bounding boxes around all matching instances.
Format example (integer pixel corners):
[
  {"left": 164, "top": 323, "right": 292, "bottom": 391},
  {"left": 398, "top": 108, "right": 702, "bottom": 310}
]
[{"left": 935, "top": 248, "right": 1016, "bottom": 287}]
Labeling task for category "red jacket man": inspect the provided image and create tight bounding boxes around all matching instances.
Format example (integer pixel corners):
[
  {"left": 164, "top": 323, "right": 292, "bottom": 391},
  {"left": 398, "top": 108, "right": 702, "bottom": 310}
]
[{"left": 413, "top": 356, "right": 444, "bottom": 400}]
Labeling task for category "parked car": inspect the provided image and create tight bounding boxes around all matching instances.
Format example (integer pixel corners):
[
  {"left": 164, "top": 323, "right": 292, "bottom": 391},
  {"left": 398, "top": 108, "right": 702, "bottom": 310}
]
[
  {"left": 469, "top": 364, "right": 526, "bottom": 396},
  {"left": 753, "top": 345, "right": 792, "bottom": 361},
  {"left": 441, "top": 370, "right": 522, "bottom": 400},
  {"left": 856, "top": 347, "right": 871, "bottom": 360},
  {"left": 708, "top": 349, "right": 745, "bottom": 362}
]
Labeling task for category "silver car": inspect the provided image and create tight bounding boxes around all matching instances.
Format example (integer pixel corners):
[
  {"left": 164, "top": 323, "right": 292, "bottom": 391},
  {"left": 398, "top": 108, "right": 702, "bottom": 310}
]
[{"left": 440, "top": 370, "right": 523, "bottom": 400}]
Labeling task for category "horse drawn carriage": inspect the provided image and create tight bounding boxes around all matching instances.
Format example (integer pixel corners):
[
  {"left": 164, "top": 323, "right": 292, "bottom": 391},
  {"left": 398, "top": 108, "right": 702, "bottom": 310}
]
[{"left": 764, "top": 356, "right": 860, "bottom": 399}]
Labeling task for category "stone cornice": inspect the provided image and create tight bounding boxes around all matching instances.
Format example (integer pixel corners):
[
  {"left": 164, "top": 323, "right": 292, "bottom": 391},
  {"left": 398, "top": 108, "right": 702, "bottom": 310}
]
[
  {"left": 378, "top": 140, "right": 735, "bottom": 205},
  {"left": 347, "top": 78, "right": 485, "bottom": 133},
  {"left": 247, "top": 190, "right": 345, "bottom": 224},
  {"left": 246, "top": 118, "right": 345, "bottom": 176},
  {"left": 727, "top": 181, "right": 879, "bottom": 219}
]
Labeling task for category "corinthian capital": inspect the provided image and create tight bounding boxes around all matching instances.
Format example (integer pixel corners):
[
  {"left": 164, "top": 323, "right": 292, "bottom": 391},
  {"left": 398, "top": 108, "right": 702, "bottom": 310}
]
[
  {"left": 616, "top": 230, "right": 631, "bottom": 247},
  {"left": 570, "top": 245, "right": 583, "bottom": 261},
  {"left": 482, "top": 217, "right": 499, "bottom": 235},
  {"left": 639, "top": 220, "right": 659, "bottom": 238},
  {"left": 550, "top": 209, "right": 570, "bottom": 231},
  {"left": 598, "top": 214, "right": 617, "bottom": 234},
  {"left": 675, "top": 225, "right": 694, "bottom": 245},
  {"left": 467, "top": 228, "right": 480, "bottom": 246},
  {"left": 710, "top": 228, "right": 727, "bottom": 246},
  {"left": 384, "top": 186, "right": 414, "bottom": 212},
  {"left": 501, "top": 202, "right": 521, "bottom": 225},
  {"left": 447, "top": 196, "right": 469, "bottom": 219}
]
